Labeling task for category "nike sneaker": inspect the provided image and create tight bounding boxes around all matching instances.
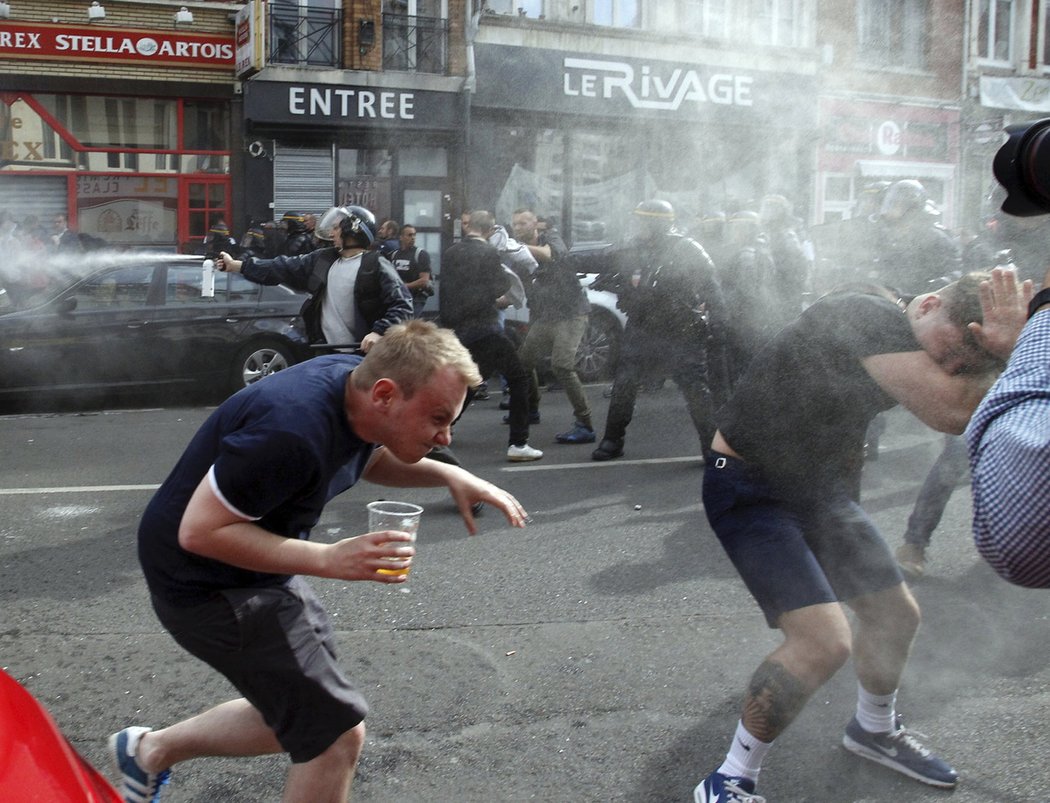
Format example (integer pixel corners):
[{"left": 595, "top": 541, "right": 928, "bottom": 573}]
[
  {"left": 842, "top": 715, "right": 958, "bottom": 788},
  {"left": 693, "top": 771, "right": 765, "bottom": 803}
]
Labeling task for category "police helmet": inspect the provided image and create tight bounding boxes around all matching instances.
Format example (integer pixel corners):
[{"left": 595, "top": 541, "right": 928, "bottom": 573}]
[
  {"left": 281, "top": 211, "right": 307, "bottom": 235},
  {"left": 318, "top": 205, "right": 377, "bottom": 247},
  {"left": 758, "top": 194, "right": 793, "bottom": 228},
  {"left": 632, "top": 199, "right": 675, "bottom": 238},
  {"left": 726, "top": 210, "right": 760, "bottom": 243},
  {"left": 879, "top": 180, "right": 928, "bottom": 221}
]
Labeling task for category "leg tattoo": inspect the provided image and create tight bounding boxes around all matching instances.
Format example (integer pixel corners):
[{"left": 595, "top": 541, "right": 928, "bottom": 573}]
[{"left": 743, "top": 659, "right": 811, "bottom": 743}]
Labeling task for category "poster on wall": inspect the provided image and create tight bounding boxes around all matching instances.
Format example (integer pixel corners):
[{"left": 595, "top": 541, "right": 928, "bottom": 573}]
[{"left": 76, "top": 175, "right": 178, "bottom": 248}]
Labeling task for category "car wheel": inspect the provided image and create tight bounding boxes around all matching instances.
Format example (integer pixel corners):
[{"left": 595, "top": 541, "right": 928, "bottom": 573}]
[
  {"left": 575, "top": 310, "right": 621, "bottom": 383},
  {"left": 232, "top": 340, "right": 297, "bottom": 392}
]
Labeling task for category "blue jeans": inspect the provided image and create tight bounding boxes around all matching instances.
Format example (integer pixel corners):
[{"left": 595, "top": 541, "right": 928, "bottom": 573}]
[{"left": 903, "top": 434, "right": 970, "bottom": 548}]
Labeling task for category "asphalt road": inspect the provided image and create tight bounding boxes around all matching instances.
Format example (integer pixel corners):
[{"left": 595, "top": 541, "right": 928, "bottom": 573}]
[{"left": 1, "top": 384, "right": 1048, "bottom": 802}]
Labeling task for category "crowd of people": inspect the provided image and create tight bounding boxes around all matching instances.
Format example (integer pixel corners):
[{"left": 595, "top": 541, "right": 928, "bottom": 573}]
[{"left": 91, "top": 182, "right": 1050, "bottom": 803}]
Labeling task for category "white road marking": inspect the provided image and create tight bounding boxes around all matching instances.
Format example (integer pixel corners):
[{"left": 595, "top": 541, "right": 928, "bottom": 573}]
[
  {"left": 0, "top": 484, "right": 160, "bottom": 496},
  {"left": 501, "top": 455, "right": 702, "bottom": 471}
]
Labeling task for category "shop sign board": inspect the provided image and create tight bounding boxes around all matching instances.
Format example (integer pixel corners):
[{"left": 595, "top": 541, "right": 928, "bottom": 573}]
[
  {"left": 0, "top": 22, "right": 234, "bottom": 69},
  {"left": 244, "top": 82, "right": 460, "bottom": 129},
  {"left": 471, "top": 43, "right": 817, "bottom": 128}
]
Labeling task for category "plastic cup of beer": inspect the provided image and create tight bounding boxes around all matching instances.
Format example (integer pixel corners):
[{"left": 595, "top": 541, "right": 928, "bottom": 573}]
[{"left": 367, "top": 500, "right": 423, "bottom": 577}]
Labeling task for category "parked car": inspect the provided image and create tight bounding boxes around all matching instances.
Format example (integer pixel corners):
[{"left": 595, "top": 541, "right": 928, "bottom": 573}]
[{"left": 0, "top": 254, "right": 311, "bottom": 406}]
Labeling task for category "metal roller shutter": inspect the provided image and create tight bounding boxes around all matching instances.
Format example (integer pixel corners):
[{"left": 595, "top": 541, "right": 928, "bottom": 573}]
[
  {"left": 0, "top": 175, "right": 68, "bottom": 223},
  {"left": 272, "top": 143, "right": 335, "bottom": 219}
]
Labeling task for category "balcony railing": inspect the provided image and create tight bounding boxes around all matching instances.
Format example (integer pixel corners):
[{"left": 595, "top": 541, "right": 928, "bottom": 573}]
[
  {"left": 270, "top": 6, "right": 342, "bottom": 68},
  {"left": 382, "top": 13, "right": 448, "bottom": 75}
]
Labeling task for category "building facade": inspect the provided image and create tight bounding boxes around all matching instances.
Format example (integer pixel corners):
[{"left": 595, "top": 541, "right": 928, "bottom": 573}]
[
  {"left": 234, "top": 0, "right": 469, "bottom": 271},
  {"left": 466, "top": 2, "right": 820, "bottom": 243},
  {"left": 814, "top": 0, "right": 965, "bottom": 228},
  {"left": 5, "top": 0, "right": 1035, "bottom": 258},
  {"left": 0, "top": 0, "right": 238, "bottom": 250}
]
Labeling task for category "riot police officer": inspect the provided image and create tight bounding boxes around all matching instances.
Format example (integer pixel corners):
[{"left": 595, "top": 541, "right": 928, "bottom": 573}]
[
  {"left": 859, "top": 179, "right": 961, "bottom": 295},
  {"left": 591, "top": 199, "right": 728, "bottom": 462},
  {"left": 279, "top": 211, "right": 316, "bottom": 258}
]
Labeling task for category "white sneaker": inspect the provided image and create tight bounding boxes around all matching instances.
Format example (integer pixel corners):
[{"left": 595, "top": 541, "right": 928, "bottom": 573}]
[{"left": 507, "top": 443, "right": 543, "bottom": 462}]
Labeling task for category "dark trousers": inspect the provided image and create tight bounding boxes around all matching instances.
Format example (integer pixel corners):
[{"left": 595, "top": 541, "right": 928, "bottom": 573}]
[
  {"left": 904, "top": 434, "right": 970, "bottom": 548},
  {"left": 465, "top": 332, "right": 532, "bottom": 447},
  {"left": 601, "top": 323, "right": 715, "bottom": 457}
]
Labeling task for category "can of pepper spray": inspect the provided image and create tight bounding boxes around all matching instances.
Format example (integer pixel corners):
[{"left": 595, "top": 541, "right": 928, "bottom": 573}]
[{"left": 201, "top": 259, "right": 216, "bottom": 298}]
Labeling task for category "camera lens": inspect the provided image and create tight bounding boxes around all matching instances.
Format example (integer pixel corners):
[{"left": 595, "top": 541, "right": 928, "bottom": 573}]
[{"left": 994, "top": 118, "right": 1050, "bottom": 216}]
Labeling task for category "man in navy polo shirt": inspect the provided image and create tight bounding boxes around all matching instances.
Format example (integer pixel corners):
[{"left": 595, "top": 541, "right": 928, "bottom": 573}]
[{"left": 109, "top": 320, "right": 529, "bottom": 803}]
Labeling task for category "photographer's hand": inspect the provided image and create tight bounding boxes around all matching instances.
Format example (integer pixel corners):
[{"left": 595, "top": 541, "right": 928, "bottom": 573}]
[{"left": 968, "top": 266, "right": 1033, "bottom": 361}]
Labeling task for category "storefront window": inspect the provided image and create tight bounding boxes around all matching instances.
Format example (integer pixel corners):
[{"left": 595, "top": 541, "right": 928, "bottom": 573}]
[
  {"left": 36, "top": 94, "right": 178, "bottom": 150},
  {"left": 338, "top": 148, "right": 392, "bottom": 176},
  {"left": 183, "top": 101, "right": 230, "bottom": 152},
  {"left": 481, "top": 127, "right": 563, "bottom": 227},
  {"left": 9, "top": 94, "right": 229, "bottom": 175},
  {"left": 569, "top": 130, "right": 642, "bottom": 244},
  {"left": 337, "top": 148, "right": 393, "bottom": 213},
  {"left": 76, "top": 175, "right": 178, "bottom": 249},
  {"left": 400, "top": 146, "right": 447, "bottom": 177},
  {"left": 403, "top": 190, "right": 442, "bottom": 227},
  {"left": 481, "top": 123, "right": 643, "bottom": 244},
  {"left": 1, "top": 98, "right": 77, "bottom": 168}
]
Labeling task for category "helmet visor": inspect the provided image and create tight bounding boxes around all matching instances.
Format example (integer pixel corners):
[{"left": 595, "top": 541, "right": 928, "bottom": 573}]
[{"left": 317, "top": 206, "right": 347, "bottom": 241}]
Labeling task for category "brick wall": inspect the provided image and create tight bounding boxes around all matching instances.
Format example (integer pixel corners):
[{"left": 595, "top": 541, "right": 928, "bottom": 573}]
[{"left": 0, "top": 0, "right": 239, "bottom": 85}]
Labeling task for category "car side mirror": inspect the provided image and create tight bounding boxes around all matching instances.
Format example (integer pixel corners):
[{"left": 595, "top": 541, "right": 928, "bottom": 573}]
[{"left": 57, "top": 296, "right": 78, "bottom": 314}]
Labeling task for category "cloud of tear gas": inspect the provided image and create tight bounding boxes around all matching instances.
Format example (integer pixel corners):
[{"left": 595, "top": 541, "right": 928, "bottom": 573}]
[{"left": 0, "top": 246, "right": 200, "bottom": 313}]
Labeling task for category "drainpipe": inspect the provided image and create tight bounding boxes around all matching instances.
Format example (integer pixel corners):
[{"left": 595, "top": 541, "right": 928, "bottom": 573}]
[
  {"left": 961, "top": 0, "right": 972, "bottom": 228},
  {"left": 460, "top": 4, "right": 480, "bottom": 215}
]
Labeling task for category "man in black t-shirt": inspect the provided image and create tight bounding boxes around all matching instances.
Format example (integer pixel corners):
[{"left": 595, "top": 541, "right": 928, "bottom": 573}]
[
  {"left": 391, "top": 224, "right": 433, "bottom": 317},
  {"left": 692, "top": 271, "right": 1026, "bottom": 803},
  {"left": 440, "top": 210, "right": 542, "bottom": 463}
]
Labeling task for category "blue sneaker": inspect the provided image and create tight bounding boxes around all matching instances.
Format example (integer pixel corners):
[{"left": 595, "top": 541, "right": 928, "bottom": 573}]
[
  {"left": 108, "top": 726, "right": 171, "bottom": 802},
  {"left": 693, "top": 771, "right": 765, "bottom": 802},
  {"left": 555, "top": 422, "right": 596, "bottom": 444},
  {"left": 842, "top": 715, "right": 958, "bottom": 788}
]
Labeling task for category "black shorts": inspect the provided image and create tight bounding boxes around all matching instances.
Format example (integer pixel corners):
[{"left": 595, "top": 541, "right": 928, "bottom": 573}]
[
  {"left": 702, "top": 453, "right": 903, "bottom": 627},
  {"left": 151, "top": 576, "right": 368, "bottom": 763}
]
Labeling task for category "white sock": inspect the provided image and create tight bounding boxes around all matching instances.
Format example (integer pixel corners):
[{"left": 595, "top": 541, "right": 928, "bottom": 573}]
[
  {"left": 716, "top": 720, "right": 773, "bottom": 782},
  {"left": 855, "top": 685, "right": 897, "bottom": 733}
]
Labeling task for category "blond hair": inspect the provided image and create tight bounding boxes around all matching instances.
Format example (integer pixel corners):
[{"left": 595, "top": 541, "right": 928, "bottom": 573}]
[{"left": 350, "top": 320, "right": 481, "bottom": 396}]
